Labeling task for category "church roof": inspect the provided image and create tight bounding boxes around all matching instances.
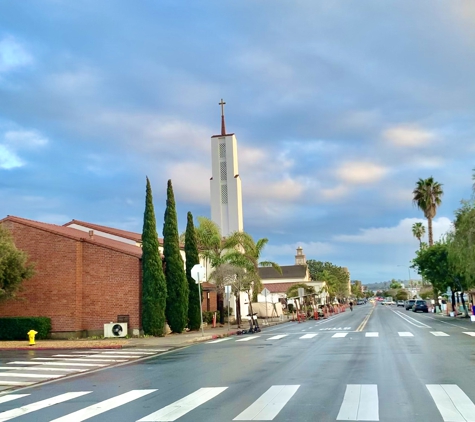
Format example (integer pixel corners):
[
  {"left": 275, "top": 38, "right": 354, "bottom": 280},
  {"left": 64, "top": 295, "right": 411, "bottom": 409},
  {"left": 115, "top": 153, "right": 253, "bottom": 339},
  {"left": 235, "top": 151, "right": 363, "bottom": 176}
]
[
  {"left": 2, "top": 216, "right": 142, "bottom": 258},
  {"left": 63, "top": 219, "right": 145, "bottom": 243},
  {"left": 258, "top": 265, "right": 307, "bottom": 279}
]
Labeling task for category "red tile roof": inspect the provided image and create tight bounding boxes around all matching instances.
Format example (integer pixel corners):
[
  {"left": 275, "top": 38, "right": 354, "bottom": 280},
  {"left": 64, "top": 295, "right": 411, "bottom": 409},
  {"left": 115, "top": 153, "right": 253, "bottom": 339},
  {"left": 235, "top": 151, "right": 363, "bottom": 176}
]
[
  {"left": 2, "top": 216, "right": 142, "bottom": 258},
  {"left": 264, "top": 282, "right": 301, "bottom": 294}
]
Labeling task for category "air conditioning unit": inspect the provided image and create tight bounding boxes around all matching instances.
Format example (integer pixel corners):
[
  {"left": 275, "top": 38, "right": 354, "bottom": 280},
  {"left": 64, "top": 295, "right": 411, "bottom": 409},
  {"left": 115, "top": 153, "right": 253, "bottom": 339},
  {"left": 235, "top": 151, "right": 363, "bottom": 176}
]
[{"left": 104, "top": 322, "right": 128, "bottom": 338}]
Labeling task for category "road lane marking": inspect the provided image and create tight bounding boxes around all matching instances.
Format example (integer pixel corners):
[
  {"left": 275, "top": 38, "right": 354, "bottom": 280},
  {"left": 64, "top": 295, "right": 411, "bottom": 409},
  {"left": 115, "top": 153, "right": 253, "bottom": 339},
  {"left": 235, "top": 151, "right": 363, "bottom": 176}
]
[
  {"left": 207, "top": 338, "right": 232, "bottom": 344},
  {"left": 0, "top": 395, "right": 29, "bottom": 404},
  {"left": 463, "top": 332, "right": 475, "bottom": 337},
  {"left": 100, "top": 351, "right": 156, "bottom": 355},
  {"left": 337, "top": 385, "right": 379, "bottom": 421},
  {"left": 0, "top": 392, "right": 91, "bottom": 422},
  {"left": 431, "top": 331, "right": 450, "bottom": 337},
  {"left": 391, "top": 310, "right": 431, "bottom": 328},
  {"left": 0, "top": 381, "right": 35, "bottom": 386},
  {"left": 0, "top": 372, "right": 61, "bottom": 379},
  {"left": 0, "top": 366, "right": 85, "bottom": 372},
  {"left": 7, "top": 361, "right": 107, "bottom": 367},
  {"left": 33, "top": 358, "right": 127, "bottom": 362},
  {"left": 365, "top": 332, "right": 379, "bottom": 337},
  {"left": 356, "top": 306, "right": 375, "bottom": 332},
  {"left": 300, "top": 334, "right": 318, "bottom": 339},
  {"left": 267, "top": 335, "right": 288, "bottom": 341},
  {"left": 427, "top": 384, "right": 475, "bottom": 421},
  {"left": 236, "top": 336, "right": 261, "bottom": 342},
  {"left": 398, "top": 332, "right": 414, "bottom": 337},
  {"left": 138, "top": 387, "right": 227, "bottom": 421},
  {"left": 332, "top": 333, "right": 348, "bottom": 338},
  {"left": 233, "top": 385, "right": 299, "bottom": 420},
  {"left": 50, "top": 389, "right": 156, "bottom": 422}
]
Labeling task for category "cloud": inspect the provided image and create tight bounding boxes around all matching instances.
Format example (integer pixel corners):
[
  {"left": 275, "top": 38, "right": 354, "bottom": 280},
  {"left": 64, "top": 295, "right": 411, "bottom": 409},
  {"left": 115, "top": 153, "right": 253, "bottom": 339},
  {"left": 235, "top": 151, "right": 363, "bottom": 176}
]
[
  {"left": 0, "top": 145, "right": 23, "bottom": 169},
  {"left": 336, "top": 162, "right": 388, "bottom": 185},
  {"left": 383, "top": 125, "right": 435, "bottom": 147},
  {"left": 0, "top": 36, "right": 33, "bottom": 73},
  {"left": 263, "top": 241, "right": 335, "bottom": 260},
  {"left": 333, "top": 217, "right": 452, "bottom": 245},
  {"left": 167, "top": 161, "right": 210, "bottom": 205},
  {"left": 4, "top": 130, "right": 48, "bottom": 148}
]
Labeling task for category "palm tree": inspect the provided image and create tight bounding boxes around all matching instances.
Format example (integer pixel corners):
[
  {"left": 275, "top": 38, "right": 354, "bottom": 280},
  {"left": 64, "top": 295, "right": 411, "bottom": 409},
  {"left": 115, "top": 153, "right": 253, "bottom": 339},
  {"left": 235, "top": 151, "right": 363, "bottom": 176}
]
[
  {"left": 412, "top": 177, "right": 443, "bottom": 246},
  {"left": 411, "top": 222, "right": 426, "bottom": 248}
]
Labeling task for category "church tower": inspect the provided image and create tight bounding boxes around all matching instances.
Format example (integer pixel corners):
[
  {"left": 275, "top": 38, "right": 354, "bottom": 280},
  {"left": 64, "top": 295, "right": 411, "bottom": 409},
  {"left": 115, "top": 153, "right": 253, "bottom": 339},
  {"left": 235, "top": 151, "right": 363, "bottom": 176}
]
[
  {"left": 295, "top": 246, "right": 306, "bottom": 265},
  {"left": 210, "top": 99, "right": 244, "bottom": 237}
]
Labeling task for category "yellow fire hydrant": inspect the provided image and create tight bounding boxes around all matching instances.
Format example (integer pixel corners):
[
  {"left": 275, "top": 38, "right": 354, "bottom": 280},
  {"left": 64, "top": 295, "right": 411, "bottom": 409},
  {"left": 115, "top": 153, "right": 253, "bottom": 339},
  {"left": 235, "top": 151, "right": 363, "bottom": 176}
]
[{"left": 27, "top": 330, "right": 38, "bottom": 346}]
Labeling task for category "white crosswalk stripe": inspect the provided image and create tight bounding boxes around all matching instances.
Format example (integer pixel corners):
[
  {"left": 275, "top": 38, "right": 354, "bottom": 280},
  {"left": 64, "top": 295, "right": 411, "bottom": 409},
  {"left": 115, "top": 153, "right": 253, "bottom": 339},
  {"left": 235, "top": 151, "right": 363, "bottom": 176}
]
[
  {"left": 33, "top": 357, "right": 128, "bottom": 362},
  {"left": 463, "top": 332, "right": 475, "bottom": 337},
  {"left": 337, "top": 384, "right": 379, "bottom": 421},
  {"left": 0, "top": 372, "right": 62, "bottom": 379},
  {"left": 431, "top": 331, "right": 450, "bottom": 337},
  {"left": 233, "top": 385, "right": 299, "bottom": 420},
  {"left": 50, "top": 389, "right": 156, "bottom": 422},
  {"left": 332, "top": 333, "right": 348, "bottom": 338},
  {"left": 427, "top": 384, "right": 475, "bottom": 421},
  {"left": 365, "top": 332, "right": 379, "bottom": 337},
  {"left": 7, "top": 361, "right": 107, "bottom": 367},
  {"left": 299, "top": 334, "right": 318, "bottom": 339},
  {"left": 0, "top": 381, "right": 35, "bottom": 386},
  {"left": 0, "top": 366, "right": 85, "bottom": 372},
  {"left": 236, "top": 336, "right": 261, "bottom": 342},
  {"left": 266, "top": 335, "right": 288, "bottom": 341},
  {"left": 138, "top": 387, "right": 227, "bottom": 421},
  {"left": 207, "top": 338, "right": 232, "bottom": 344},
  {"left": 0, "top": 395, "right": 29, "bottom": 405},
  {"left": 398, "top": 332, "right": 414, "bottom": 337},
  {"left": 0, "top": 392, "right": 90, "bottom": 422}
]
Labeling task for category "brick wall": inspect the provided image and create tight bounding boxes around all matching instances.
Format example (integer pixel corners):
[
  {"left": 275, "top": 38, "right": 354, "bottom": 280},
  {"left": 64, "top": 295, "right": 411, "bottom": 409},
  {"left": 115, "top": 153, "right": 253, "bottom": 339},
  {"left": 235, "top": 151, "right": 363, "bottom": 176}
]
[{"left": 0, "top": 221, "right": 141, "bottom": 335}]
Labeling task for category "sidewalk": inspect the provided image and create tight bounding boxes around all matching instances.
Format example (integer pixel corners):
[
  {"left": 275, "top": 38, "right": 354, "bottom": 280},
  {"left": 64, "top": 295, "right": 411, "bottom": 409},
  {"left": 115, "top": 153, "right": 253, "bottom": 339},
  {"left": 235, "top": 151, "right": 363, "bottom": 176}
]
[{"left": 0, "top": 319, "right": 292, "bottom": 351}]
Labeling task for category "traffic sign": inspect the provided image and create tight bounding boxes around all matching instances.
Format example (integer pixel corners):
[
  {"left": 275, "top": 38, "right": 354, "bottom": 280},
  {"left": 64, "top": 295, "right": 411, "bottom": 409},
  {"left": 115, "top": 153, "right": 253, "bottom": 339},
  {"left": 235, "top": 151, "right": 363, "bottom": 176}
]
[
  {"left": 191, "top": 264, "right": 205, "bottom": 283},
  {"left": 298, "top": 288, "right": 305, "bottom": 298},
  {"left": 261, "top": 288, "right": 271, "bottom": 297}
]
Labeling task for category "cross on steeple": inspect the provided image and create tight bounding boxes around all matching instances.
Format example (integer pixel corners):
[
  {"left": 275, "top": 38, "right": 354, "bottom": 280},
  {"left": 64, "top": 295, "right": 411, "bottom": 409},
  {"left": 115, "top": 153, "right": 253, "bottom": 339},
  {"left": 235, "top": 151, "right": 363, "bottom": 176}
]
[{"left": 219, "top": 98, "right": 226, "bottom": 136}]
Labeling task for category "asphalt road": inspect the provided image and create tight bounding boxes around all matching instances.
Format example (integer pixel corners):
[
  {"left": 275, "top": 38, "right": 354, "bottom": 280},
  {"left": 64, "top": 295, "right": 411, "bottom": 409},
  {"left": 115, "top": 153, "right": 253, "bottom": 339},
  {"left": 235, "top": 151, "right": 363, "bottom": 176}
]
[{"left": 1, "top": 303, "right": 475, "bottom": 421}]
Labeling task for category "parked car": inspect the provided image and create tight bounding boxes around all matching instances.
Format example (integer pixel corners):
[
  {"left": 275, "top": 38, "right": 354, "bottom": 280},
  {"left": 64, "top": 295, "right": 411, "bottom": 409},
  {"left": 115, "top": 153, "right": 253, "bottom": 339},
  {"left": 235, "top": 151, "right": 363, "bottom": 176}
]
[
  {"left": 397, "top": 300, "right": 405, "bottom": 307},
  {"left": 412, "top": 300, "right": 428, "bottom": 313},
  {"left": 357, "top": 300, "right": 365, "bottom": 305},
  {"left": 405, "top": 300, "right": 416, "bottom": 310}
]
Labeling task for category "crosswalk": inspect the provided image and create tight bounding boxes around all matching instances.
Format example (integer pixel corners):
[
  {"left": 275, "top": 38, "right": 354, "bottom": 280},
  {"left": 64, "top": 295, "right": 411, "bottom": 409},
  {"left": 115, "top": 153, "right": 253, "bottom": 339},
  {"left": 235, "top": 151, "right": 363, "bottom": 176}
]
[
  {"left": 205, "top": 331, "right": 475, "bottom": 345},
  {"left": 0, "top": 349, "right": 168, "bottom": 388},
  {"left": 1, "top": 383, "right": 475, "bottom": 421}
]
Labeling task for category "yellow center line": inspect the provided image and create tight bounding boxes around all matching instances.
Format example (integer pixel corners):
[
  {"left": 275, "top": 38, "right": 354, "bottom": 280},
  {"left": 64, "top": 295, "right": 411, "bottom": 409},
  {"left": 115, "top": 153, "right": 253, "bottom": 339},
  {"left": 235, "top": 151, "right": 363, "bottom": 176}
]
[{"left": 356, "top": 305, "right": 376, "bottom": 332}]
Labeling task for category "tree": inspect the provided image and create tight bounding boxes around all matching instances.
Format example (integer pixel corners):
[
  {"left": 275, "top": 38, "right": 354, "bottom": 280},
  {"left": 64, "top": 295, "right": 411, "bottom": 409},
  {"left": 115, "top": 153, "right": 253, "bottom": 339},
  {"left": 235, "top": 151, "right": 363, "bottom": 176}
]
[
  {"left": 395, "top": 290, "right": 408, "bottom": 301},
  {"left": 184, "top": 212, "right": 201, "bottom": 331},
  {"left": 163, "top": 180, "right": 189, "bottom": 333},
  {"left": 447, "top": 200, "right": 475, "bottom": 288},
  {"left": 389, "top": 280, "right": 402, "bottom": 290},
  {"left": 307, "top": 260, "right": 349, "bottom": 300},
  {"left": 141, "top": 177, "right": 167, "bottom": 336},
  {"left": 412, "top": 177, "right": 444, "bottom": 246},
  {"left": 412, "top": 222, "right": 426, "bottom": 248},
  {"left": 351, "top": 280, "right": 364, "bottom": 298},
  {"left": 0, "top": 225, "right": 35, "bottom": 301}
]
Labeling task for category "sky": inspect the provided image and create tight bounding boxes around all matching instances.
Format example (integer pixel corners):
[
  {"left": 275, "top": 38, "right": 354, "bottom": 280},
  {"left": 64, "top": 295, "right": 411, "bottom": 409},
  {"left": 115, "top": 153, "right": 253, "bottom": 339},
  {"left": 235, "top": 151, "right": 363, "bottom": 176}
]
[{"left": 1, "top": 1, "right": 474, "bottom": 284}]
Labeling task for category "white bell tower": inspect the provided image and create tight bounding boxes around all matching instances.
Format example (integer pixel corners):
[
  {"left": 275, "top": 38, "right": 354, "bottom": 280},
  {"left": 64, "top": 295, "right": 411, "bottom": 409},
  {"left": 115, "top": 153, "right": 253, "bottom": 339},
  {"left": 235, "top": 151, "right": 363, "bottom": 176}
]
[{"left": 210, "top": 99, "right": 244, "bottom": 237}]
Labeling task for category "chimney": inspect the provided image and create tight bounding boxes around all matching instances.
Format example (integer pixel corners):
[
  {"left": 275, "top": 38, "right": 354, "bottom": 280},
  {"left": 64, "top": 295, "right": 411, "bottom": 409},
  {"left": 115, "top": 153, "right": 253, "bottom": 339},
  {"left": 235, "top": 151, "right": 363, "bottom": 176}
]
[{"left": 88, "top": 230, "right": 94, "bottom": 240}]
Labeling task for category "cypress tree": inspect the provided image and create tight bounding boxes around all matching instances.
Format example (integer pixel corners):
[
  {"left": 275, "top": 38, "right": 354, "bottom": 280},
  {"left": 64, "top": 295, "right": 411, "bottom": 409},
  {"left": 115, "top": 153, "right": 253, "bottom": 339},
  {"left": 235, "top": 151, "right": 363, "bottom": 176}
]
[
  {"left": 163, "top": 179, "right": 189, "bottom": 333},
  {"left": 141, "top": 177, "right": 167, "bottom": 336},
  {"left": 185, "top": 211, "right": 201, "bottom": 330}
]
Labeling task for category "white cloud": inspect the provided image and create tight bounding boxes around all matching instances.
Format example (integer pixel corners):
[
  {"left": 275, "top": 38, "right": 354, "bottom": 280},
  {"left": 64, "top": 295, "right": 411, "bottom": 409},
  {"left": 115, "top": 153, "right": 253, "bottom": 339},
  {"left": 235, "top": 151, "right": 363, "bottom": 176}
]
[
  {"left": 383, "top": 125, "right": 435, "bottom": 148},
  {"left": 336, "top": 162, "right": 388, "bottom": 185},
  {"left": 333, "top": 217, "right": 452, "bottom": 245},
  {"left": 0, "top": 36, "right": 33, "bottom": 73},
  {"left": 263, "top": 241, "right": 335, "bottom": 259},
  {"left": 4, "top": 130, "right": 48, "bottom": 148},
  {"left": 0, "top": 145, "right": 23, "bottom": 169},
  {"left": 167, "top": 161, "right": 210, "bottom": 205},
  {"left": 320, "top": 184, "right": 349, "bottom": 201}
]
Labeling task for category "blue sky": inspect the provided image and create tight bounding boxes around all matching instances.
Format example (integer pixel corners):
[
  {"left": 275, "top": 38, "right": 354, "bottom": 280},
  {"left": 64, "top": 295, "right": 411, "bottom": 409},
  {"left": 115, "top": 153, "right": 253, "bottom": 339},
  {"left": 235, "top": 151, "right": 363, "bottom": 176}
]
[{"left": 1, "top": 1, "right": 474, "bottom": 283}]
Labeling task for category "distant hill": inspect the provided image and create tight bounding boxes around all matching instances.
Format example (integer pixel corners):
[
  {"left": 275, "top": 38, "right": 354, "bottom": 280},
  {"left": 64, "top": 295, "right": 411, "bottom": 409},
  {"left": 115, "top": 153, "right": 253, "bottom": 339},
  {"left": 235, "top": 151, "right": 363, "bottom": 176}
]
[{"left": 364, "top": 279, "right": 412, "bottom": 291}]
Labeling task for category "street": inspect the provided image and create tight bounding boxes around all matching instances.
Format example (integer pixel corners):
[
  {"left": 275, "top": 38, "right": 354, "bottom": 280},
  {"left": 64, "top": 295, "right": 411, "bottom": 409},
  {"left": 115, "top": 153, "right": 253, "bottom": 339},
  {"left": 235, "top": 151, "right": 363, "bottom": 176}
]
[{"left": 1, "top": 303, "right": 475, "bottom": 421}]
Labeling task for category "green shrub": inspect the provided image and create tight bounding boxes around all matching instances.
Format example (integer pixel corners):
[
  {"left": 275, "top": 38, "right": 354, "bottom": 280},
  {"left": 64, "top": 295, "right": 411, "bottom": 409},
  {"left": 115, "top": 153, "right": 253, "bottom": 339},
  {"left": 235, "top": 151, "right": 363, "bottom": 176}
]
[
  {"left": 202, "top": 311, "right": 220, "bottom": 324},
  {"left": 0, "top": 317, "right": 51, "bottom": 340}
]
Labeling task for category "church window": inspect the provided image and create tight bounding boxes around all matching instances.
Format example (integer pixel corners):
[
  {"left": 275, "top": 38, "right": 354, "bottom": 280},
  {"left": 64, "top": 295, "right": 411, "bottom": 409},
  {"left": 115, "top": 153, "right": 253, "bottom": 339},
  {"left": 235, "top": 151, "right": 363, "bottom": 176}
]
[
  {"left": 220, "top": 162, "right": 227, "bottom": 180},
  {"left": 219, "top": 143, "right": 226, "bottom": 158},
  {"left": 221, "top": 184, "right": 228, "bottom": 204}
]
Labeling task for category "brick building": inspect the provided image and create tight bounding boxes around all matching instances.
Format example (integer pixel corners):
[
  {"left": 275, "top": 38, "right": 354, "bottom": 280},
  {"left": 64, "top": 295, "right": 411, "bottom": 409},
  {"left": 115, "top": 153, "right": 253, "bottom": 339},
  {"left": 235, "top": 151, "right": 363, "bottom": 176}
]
[{"left": 0, "top": 216, "right": 217, "bottom": 337}]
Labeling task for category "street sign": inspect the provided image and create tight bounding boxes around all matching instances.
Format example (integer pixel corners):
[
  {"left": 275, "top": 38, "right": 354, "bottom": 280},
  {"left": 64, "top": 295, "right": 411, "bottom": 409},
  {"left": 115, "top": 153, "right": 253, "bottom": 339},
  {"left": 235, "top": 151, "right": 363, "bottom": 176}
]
[
  {"left": 191, "top": 264, "right": 205, "bottom": 284},
  {"left": 261, "top": 288, "right": 271, "bottom": 297},
  {"left": 298, "top": 288, "right": 305, "bottom": 298},
  {"left": 224, "top": 285, "right": 231, "bottom": 294}
]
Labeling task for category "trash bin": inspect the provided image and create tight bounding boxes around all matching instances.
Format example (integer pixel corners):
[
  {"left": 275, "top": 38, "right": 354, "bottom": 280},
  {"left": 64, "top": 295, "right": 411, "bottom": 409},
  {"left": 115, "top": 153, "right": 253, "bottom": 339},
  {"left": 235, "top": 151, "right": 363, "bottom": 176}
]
[{"left": 472, "top": 305, "right": 475, "bottom": 315}]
